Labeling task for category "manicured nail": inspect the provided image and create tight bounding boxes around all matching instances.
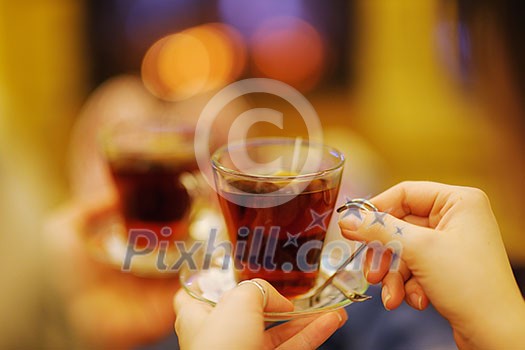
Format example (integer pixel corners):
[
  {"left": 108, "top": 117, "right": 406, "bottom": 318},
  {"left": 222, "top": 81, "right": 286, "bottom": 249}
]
[
  {"left": 340, "top": 215, "right": 360, "bottom": 231},
  {"left": 335, "top": 312, "right": 345, "bottom": 327},
  {"left": 382, "top": 285, "right": 391, "bottom": 311},
  {"left": 409, "top": 293, "right": 422, "bottom": 310}
]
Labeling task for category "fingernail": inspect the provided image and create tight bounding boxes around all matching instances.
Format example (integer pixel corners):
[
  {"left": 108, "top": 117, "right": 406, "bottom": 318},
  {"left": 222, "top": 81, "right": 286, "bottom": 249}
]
[
  {"left": 409, "top": 293, "right": 422, "bottom": 310},
  {"left": 335, "top": 312, "right": 344, "bottom": 326},
  {"left": 339, "top": 215, "right": 360, "bottom": 231},
  {"left": 382, "top": 285, "right": 391, "bottom": 311}
]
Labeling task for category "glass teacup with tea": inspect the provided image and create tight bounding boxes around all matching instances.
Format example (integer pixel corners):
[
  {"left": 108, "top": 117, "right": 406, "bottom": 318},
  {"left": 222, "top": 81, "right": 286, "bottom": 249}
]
[
  {"left": 91, "top": 117, "right": 208, "bottom": 275},
  {"left": 211, "top": 137, "right": 343, "bottom": 298},
  {"left": 181, "top": 137, "right": 370, "bottom": 319}
]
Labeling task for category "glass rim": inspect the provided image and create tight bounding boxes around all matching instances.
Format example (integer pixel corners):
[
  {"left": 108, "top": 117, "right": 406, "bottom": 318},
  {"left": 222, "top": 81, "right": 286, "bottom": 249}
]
[
  {"left": 211, "top": 137, "right": 345, "bottom": 181},
  {"left": 99, "top": 118, "right": 196, "bottom": 158}
]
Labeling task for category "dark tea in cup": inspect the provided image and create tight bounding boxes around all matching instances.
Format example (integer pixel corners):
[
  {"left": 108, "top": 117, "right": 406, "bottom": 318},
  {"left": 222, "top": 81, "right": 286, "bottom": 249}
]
[
  {"left": 103, "top": 119, "right": 198, "bottom": 247},
  {"left": 217, "top": 178, "right": 339, "bottom": 297},
  {"left": 212, "top": 138, "right": 344, "bottom": 298},
  {"left": 109, "top": 156, "right": 197, "bottom": 246}
]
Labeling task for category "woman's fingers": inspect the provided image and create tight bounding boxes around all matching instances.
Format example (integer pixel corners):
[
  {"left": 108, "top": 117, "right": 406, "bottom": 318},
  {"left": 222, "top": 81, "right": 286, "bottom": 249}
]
[
  {"left": 173, "top": 290, "right": 212, "bottom": 338},
  {"left": 364, "top": 248, "right": 392, "bottom": 284},
  {"left": 217, "top": 279, "right": 294, "bottom": 315},
  {"left": 401, "top": 214, "right": 430, "bottom": 227},
  {"left": 269, "top": 310, "right": 347, "bottom": 350},
  {"left": 339, "top": 205, "right": 435, "bottom": 263},
  {"left": 173, "top": 279, "right": 293, "bottom": 338},
  {"left": 404, "top": 277, "right": 429, "bottom": 311},
  {"left": 381, "top": 271, "right": 405, "bottom": 311},
  {"left": 370, "top": 181, "right": 458, "bottom": 221},
  {"left": 256, "top": 279, "right": 295, "bottom": 313},
  {"left": 340, "top": 209, "right": 432, "bottom": 312},
  {"left": 360, "top": 248, "right": 410, "bottom": 311},
  {"left": 175, "top": 280, "right": 296, "bottom": 349}
]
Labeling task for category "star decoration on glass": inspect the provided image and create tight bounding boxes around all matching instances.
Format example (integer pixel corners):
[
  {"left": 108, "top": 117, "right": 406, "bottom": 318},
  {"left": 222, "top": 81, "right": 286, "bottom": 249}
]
[
  {"left": 369, "top": 211, "right": 387, "bottom": 227},
  {"left": 283, "top": 232, "right": 301, "bottom": 248},
  {"left": 394, "top": 226, "right": 404, "bottom": 236},
  {"left": 305, "top": 208, "right": 332, "bottom": 232}
]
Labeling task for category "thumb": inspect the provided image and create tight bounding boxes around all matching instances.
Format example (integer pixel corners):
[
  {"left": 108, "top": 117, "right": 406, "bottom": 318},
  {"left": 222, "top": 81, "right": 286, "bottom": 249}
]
[{"left": 338, "top": 209, "right": 432, "bottom": 261}]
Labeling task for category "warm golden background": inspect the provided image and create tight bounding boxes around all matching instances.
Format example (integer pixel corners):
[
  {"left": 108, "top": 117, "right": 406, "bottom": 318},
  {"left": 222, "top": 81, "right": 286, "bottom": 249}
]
[{"left": 1, "top": 0, "right": 524, "bottom": 348}]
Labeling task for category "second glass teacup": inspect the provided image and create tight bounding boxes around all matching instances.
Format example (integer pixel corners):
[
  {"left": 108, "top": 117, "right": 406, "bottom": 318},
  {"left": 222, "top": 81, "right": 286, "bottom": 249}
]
[
  {"left": 96, "top": 117, "right": 206, "bottom": 275},
  {"left": 211, "top": 137, "right": 344, "bottom": 298}
]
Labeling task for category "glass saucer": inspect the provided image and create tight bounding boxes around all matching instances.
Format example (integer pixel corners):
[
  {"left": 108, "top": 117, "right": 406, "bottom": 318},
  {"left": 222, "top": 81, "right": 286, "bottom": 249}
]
[{"left": 180, "top": 250, "right": 369, "bottom": 322}]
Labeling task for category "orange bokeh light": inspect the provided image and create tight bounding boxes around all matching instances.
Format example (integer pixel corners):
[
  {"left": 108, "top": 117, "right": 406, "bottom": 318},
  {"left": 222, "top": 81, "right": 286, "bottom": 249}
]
[
  {"left": 251, "top": 16, "right": 326, "bottom": 92},
  {"left": 141, "top": 23, "right": 246, "bottom": 101}
]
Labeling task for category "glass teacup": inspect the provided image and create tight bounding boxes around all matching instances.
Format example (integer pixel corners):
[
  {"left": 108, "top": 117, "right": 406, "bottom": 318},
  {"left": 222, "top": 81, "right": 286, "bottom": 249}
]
[{"left": 211, "top": 137, "right": 344, "bottom": 298}]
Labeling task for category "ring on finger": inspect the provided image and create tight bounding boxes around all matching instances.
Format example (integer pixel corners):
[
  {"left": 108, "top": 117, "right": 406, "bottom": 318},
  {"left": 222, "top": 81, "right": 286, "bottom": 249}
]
[{"left": 238, "top": 279, "right": 268, "bottom": 308}]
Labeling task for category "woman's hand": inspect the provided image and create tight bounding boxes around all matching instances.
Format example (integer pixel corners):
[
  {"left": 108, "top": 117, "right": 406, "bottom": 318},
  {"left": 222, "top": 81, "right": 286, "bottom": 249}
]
[
  {"left": 339, "top": 181, "right": 525, "bottom": 349},
  {"left": 174, "top": 279, "right": 347, "bottom": 350},
  {"left": 44, "top": 196, "right": 178, "bottom": 349}
]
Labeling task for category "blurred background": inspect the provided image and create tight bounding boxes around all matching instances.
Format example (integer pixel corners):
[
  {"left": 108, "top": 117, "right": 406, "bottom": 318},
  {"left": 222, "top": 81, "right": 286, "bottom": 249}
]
[{"left": 1, "top": 0, "right": 524, "bottom": 348}]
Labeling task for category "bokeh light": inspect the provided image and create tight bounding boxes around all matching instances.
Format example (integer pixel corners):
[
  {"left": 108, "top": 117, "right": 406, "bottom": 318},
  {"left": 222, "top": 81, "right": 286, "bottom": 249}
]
[
  {"left": 251, "top": 16, "right": 325, "bottom": 92},
  {"left": 141, "top": 23, "right": 246, "bottom": 100}
]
